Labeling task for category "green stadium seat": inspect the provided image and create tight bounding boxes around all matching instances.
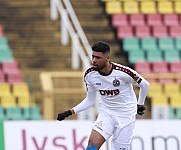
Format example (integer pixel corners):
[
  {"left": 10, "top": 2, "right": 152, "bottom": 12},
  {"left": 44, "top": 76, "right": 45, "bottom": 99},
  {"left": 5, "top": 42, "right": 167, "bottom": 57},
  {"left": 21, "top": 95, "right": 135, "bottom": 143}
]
[
  {"left": 128, "top": 50, "right": 145, "bottom": 64},
  {"left": 0, "top": 37, "right": 9, "bottom": 50},
  {"left": 163, "top": 50, "right": 180, "bottom": 63},
  {"left": 22, "top": 105, "right": 43, "bottom": 120},
  {"left": 175, "top": 38, "right": 181, "bottom": 50},
  {"left": 146, "top": 50, "right": 163, "bottom": 63},
  {"left": 0, "top": 107, "right": 5, "bottom": 120},
  {"left": 30, "top": 105, "right": 43, "bottom": 120},
  {"left": 5, "top": 107, "right": 23, "bottom": 120},
  {"left": 158, "top": 37, "right": 176, "bottom": 51},
  {"left": 141, "top": 37, "right": 158, "bottom": 51},
  {"left": 0, "top": 49, "right": 14, "bottom": 62},
  {"left": 123, "top": 37, "right": 141, "bottom": 52}
]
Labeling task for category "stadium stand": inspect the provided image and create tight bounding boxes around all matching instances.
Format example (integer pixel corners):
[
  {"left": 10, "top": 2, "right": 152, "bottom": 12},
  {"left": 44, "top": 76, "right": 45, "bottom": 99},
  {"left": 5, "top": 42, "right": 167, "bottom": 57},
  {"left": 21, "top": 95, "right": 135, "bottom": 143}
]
[
  {"left": 0, "top": 23, "right": 42, "bottom": 120},
  {"left": 102, "top": 0, "right": 181, "bottom": 119}
]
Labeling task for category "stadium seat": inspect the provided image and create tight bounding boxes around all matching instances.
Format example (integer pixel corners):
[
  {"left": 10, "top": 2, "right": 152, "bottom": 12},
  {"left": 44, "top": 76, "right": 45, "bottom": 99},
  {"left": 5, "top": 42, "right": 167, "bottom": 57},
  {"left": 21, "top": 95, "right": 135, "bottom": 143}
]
[
  {"left": 134, "top": 61, "right": 152, "bottom": 73},
  {"left": 158, "top": 37, "right": 175, "bottom": 51},
  {"left": 146, "top": 50, "right": 163, "bottom": 63},
  {"left": 6, "top": 72, "right": 23, "bottom": 83},
  {"left": 117, "top": 26, "right": 134, "bottom": 39},
  {"left": 158, "top": 1, "right": 173, "bottom": 14},
  {"left": 163, "top": 50, "right": 180, "bottom": 63},
  {"left": 147, "top": 14, "right": 163, "bottom": 27},
  {"left": 0, "top": 37, "right": 9, "bottom": 50},
  {"left": 169, "top": 94, "right": 181, "bottom": 119},
  {"left": 2, "top": 61, "right": 20, "bottom": 74},
  {"left": 169, "top": 26, "right": 181, "bottom": 38},
  {"left": 129, "top": 14, "right": 146, "bottom": 27},
  {"left": 175, "top": 38, "right": 181, "bottom": 50},
  {"left": 5, "top": 107, "right": 23, "bottom": 120},
  {"left": 0, "top": 83, "right": 11, "bottom": 96},
  {"left": 148, "top": 83, "right": 163, "bottom": 98},
  {"left": 123, "top": 37, "right": 141, "bottom": 52},
  {"left": 105, "top": 1, "right": 122, "bottom": 14},
  {"left": 0, "top": 95, "right": 16, "bottom": 108},
  {"left": 141, "top": 37, "right": 158, "bottom": 51},
  {"left": 140, "top": 1, "right": 156, "bottom": 14},
  {"left": 174, "top": 1, "right": 181, "bottom": 13},
  {"left": 169, "top": 61, "right": 181, "bottom": 73},
  {"left": 163, "top": 14, "right": 179, "bottom": 27},
  {"left": 152, "top": 26, "right": 168, "bottom": 38},
  {"left": 0, "top": 107, "right": 5, "bottom": 120},
  {"left": 112, "top": 14, "right": 129, "bottom": 27},
  {"left": 135, "top": 26, "right": 151, "bottom": 38},
  {"left": 123, "top": 1, "right": 139, "bottom": 14},
  {"left": 128, "top": 50, "right": 146, "bottom": 64},
  {"left": 152, "top": 61, "right": 169, "bottom": 73},
  {"left": 0, "top": 71, "right": 5, "bottom": 83},
  {"left": 17, "top": 95, "right": 33, "bottom": 108},
  {"left": 0, "top": 49, "right": 14, "bottom": 63},
  {"left": 164, "top": 82, "right": 180, "bottom": 97},
  {"left": 12, "top": 82, "right": 30, "bottom": 98},
  {"left": 22, "top": 106, "right": 43, "bottom": 120},
  {"left": 151, "top": 94, "right": 169, "bottom": 119}
]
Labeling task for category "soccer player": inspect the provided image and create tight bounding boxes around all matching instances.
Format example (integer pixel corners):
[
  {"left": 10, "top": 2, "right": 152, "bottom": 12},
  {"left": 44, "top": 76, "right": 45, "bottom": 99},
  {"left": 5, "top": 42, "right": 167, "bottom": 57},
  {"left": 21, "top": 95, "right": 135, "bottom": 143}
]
[{"left": 57, "top": 41, "right": 150, "bottom": 150}]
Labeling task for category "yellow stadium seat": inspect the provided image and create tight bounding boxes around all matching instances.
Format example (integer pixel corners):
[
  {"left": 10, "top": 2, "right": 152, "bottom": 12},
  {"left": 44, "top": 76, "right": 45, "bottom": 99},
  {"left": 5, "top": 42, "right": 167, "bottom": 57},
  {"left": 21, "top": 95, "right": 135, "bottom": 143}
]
[
  {"left": 148, "top": 83, "right": 163, "bottom": 97},
  {"left": 174, "top": 2, "right": 181, "bottom": 13},
  {"left": 17, "top": 95, "right": 33, "bottom": 108},
  {"left": 151, "top": 94, "right": 168, "bottom": 106},
  {"left": 105, "top": 1, "right": 122, "bottom": 14},
  {"left": 158, "top": 1, "right": 173, "bottom": 14},
  {"left": 164, "top": 83, "right": 180, "bottom": 97},
  {"left": 123, "top": 1, "right": 139, "bottom": 14},
  {"left": 12, "top": 82, "right": 30, "bottom": 98},
  {"left": 1, "top": 95, "right": 16, "bottom": 108},
  {"left": 170, "top": 94, "right": 181, "bottom": 108},
  {"left": 0, "top": 83, "right": 11, "bottom": 96},
  {"left": 140, "top": 1, "right": 157, "bottom": 14}
]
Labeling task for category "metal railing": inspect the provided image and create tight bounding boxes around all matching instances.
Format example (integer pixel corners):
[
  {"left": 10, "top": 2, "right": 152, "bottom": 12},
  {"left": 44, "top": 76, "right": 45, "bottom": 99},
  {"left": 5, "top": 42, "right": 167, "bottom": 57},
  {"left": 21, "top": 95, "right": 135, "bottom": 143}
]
[{"left": 50, "top": 0, "right": 91, "bottom": 71}]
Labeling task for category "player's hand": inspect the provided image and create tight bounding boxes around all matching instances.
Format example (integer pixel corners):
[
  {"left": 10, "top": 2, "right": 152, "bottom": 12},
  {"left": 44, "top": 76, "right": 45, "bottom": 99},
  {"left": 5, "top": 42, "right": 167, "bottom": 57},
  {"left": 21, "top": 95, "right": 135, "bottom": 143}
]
[
  {"left": 57, "top": 110, "right": 72, "bottom": 121},
  {"left": 137, "top": 105, "right": 146, "bottom": 115}
]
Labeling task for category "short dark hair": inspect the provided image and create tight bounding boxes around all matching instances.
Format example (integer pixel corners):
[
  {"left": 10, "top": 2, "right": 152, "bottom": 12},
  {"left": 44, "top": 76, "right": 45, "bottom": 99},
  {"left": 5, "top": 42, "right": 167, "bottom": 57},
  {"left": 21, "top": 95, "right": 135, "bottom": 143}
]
[{"left": 91, "top": 41, "right": 110, "bottom": 54}]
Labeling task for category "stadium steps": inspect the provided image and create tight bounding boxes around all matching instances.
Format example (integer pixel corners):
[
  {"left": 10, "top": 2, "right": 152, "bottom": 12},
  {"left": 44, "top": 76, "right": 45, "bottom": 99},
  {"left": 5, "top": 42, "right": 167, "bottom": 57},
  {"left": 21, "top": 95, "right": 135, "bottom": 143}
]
[{"left": 0, "top": 0, "right": 73, "bottom": 118}]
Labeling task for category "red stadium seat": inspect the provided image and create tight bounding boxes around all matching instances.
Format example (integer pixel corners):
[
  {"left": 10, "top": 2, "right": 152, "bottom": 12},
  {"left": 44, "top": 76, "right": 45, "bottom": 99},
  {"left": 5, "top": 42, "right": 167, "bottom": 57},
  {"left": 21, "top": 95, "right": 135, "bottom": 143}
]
[
  {"left": 117, "top": 26, "right": 134, "bottom": 39},
  {"left": 130, "top": 14, "right": 146, "bottom": 27},
  {"left": 152, "top": 61, "right": 169, "bottom": 73},
  {"left": 169, "top": 26, "right": 181, "bottom": 38},
  {"left": 169, "top": 61, "right": 181, "bottom": 73},
  {"left": 6, "top": 72, "right": 23, "bottom": 84},
  {"left": 2, "top": 61, "right": 20, "bottom": 74},
  {"left": 134, "top": 61, "right": 152, "bottom": 73},
  {"left": 147, "top": 14, "right": 163, "bottom": 27},
  {"left": 152, "top": 26, "right": 168, "bottom": 38},
  {"left": 163, "top": 14, "right": 179, "bottom": 27},
  {"left": 112, "top": 14, "right": 129, "bottom": 27},
  {"left": 0, "top": 71, "right": 5, "bottom": 83},
  {"left": 135, "top": 26, "right": 151, "bottom": 38}
]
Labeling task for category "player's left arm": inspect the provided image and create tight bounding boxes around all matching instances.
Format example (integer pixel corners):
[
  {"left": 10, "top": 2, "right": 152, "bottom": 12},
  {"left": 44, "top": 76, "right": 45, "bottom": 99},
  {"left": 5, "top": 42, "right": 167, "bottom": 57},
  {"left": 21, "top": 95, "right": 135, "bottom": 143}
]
[{"left": 124, "top": 67, "right": 150, "bottom": 115}]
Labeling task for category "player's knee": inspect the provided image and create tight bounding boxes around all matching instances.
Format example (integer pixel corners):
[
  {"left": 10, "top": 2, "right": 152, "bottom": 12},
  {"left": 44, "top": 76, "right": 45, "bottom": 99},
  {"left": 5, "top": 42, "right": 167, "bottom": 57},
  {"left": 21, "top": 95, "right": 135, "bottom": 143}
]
[{"left": 86, "top": 145, "right": 96, "bottom": 150}]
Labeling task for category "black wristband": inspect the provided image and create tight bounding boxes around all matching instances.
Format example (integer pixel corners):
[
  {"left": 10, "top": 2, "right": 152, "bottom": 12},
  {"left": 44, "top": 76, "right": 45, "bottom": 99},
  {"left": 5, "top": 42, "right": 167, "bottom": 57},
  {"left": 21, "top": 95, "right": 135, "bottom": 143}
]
[{"left": 57, "top": 110, "right": 72, "bottom": 121}]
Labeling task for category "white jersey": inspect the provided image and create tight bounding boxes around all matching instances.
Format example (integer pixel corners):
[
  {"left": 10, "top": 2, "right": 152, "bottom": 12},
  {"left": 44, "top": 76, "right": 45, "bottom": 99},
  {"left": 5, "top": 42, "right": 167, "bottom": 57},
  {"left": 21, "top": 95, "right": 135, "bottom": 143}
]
[{"left": 73, "top": 62, "right": 150, "bottom": 117}]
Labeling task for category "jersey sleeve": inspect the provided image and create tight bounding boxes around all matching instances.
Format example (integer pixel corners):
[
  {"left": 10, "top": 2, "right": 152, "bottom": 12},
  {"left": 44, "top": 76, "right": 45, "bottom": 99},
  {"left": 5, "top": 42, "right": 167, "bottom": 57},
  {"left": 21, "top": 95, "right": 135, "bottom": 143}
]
[
  {"left": 123, "top": 67, "right": 150, "bottom": 105},
  {"left": 72, "top": 74, "right": 97, "bottom": 114}
]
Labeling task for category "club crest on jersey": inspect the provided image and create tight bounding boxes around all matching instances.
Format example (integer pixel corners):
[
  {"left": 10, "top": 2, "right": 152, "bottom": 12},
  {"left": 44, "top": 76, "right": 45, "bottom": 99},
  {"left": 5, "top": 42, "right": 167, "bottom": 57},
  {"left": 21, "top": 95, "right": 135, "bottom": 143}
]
[{"left": 113, "top": 79, "right": 120, "bottom": 87}]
